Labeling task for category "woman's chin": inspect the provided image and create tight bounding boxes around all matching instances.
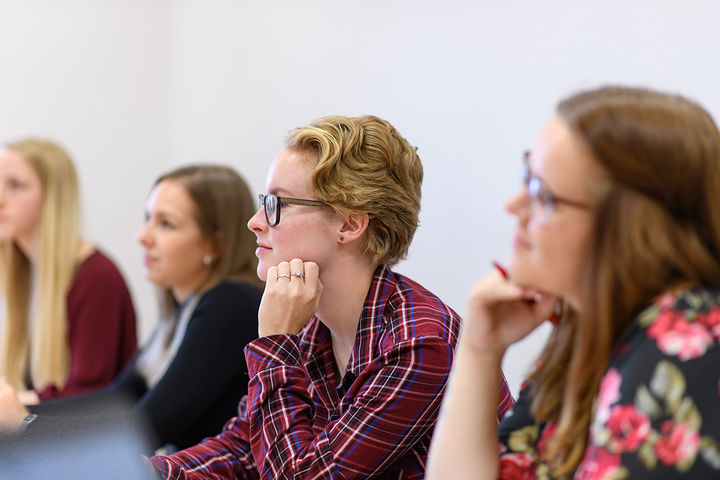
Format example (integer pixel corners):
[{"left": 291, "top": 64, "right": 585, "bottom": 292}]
[
  {"left": 257, "top": 265, "right": 268, "bottom": 283},
  {"left": 507, "top": 262, "right": 538, "bottom": 289}
]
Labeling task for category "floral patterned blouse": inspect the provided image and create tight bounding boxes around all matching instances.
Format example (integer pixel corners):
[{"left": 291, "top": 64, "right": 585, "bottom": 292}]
[{"left": 497, "top": 286, "right": 720, "bottom": 479}]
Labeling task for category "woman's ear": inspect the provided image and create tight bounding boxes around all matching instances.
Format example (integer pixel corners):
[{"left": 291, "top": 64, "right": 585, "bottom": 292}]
[{"left": 337, "top": 212, "right": 369, "bottom": 244}]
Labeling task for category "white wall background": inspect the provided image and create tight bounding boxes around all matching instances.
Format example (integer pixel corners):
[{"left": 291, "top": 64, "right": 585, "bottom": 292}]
[{"left": 2, "top": 0, "right": 719, "bottom": 396}]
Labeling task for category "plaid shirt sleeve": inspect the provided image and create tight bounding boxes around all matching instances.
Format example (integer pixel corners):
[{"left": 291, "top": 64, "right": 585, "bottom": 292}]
[
  {"left": 244, "top": 332, "right": 455, "bottom": 479},
  {"left": 152, "top": 333, "right": 456, "bottom": 480},
  {"left": 150, "top": 401, "right": 258, "bottom": 480},
  {"left": 498, "top": 370, "right": 514, "bottom": 423},
  {"left": 151, "top": 345, "right": 513, "bottom": 480},
  {"left": 151, "top": 266, "right": 515, "bottom": 480}
]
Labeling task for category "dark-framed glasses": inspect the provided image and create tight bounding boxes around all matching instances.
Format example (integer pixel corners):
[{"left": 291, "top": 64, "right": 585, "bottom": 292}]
[
  {"left": 258, "top": 193, "right": 328, "bottom": 227},
  {"left": 522, "top": 151, "right": 592, "bottom": 225}
]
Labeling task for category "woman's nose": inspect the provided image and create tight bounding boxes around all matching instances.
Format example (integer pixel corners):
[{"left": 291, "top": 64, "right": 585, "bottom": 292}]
[
  {"left": 247, "top": 206, "right": 266, "bottom": 233},
  {"left": 505, "top": 188, "right": 529, "bottom": 217},
  {"left": 136, "top": 223, "right": 151, "bottom": 246}
]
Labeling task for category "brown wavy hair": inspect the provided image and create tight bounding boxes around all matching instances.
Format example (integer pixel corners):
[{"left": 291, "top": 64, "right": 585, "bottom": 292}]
[
  {"left": 285, "top": 115, "right": 423, "bottom": 266},
  {"left": 527, "top": 86, "right": 720, "bottom": 475}
]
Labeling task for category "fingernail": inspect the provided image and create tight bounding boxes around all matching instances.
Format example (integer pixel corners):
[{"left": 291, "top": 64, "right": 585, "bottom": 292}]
[{"left": 492, "top": 261, "right": 509, "bottom": 279}]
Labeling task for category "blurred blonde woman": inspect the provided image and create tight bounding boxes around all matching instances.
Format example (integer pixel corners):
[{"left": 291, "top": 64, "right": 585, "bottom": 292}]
[{"left": 0, "top": 139, "right": 136, "bottom": 402}]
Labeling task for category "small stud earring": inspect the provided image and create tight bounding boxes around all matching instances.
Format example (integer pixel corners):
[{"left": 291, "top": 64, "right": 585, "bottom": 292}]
[
  {"left": 338, "top": 236, "right": 345, "bottom": 242},
  {"left": 203, "top": 255, "right": 213, "bottom": 266}
]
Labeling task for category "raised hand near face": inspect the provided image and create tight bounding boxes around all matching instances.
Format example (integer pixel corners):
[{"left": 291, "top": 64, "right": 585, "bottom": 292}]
[
  {"left": 258, "top": 258, "right": 323, "bottom": 337},
  {"left": 462, "top": 268, "right": 557, "bottom": 356}
]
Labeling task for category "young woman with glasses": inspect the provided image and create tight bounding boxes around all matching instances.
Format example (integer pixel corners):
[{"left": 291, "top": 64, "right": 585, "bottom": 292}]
[
  {"left": 150, "top": 115, "right": 514, "bottom": 479},
  {"left": 426, "top": 86, "right": 720, "bottom": 479}
]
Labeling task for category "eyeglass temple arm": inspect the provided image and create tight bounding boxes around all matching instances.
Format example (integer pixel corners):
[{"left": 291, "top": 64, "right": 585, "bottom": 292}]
[{"left": 278, "top": 197, "right": 328, "bottom": 206}]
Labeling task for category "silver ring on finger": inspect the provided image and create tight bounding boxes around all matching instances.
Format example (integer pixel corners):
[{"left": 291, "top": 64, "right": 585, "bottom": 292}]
[
  {"left": 277, "top": 273, "right": 291, "bottom": 279},
  {"left": 290, "top": 271, "right": 304, "bottom": 278}
]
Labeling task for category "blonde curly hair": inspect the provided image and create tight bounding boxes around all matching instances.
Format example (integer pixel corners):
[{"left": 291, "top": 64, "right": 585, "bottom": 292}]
[{"left": 286, "top": 115, "right": 423, "bottom": 266}]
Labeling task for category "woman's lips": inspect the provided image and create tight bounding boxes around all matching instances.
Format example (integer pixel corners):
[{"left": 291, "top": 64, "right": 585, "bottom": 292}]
[{"left": 513, "top": 235, "right": 531, "bottom": 249}]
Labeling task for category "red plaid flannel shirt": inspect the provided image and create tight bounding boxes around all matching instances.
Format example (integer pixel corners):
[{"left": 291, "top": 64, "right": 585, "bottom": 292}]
[{"left": 152, "top": 265, "right": 513, "bottom": 479}]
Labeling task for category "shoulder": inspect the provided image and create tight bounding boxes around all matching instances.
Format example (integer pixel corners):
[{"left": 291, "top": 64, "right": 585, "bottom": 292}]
[
  {"left": 68, "top": 249, "right": 132, "bottom": 303},
  {"left": 191, "top": 280, "right": 263, "bottom": 322},
  {"left": 379, "top": 268, "right": 462, "bottom": 344},
  {"left": 197, "top": 281, "right": 263, "bottom": 309},
  {"left": 73, "top": 249, "right": 128, "bottom": 286},
  {"left": 628, "top": 285, "right": 720, "bottom": 362},
  {"left": 588, "top": 286, "right": 720, "bottom": 476},
  {"left": 185, "top": 281, "right": 261, "bottom": 343},
  {"left": 65, "top": 250, "right": 136, "bottom": 333},
  {"left": 604, "top": 284, "right": 720, "bottom": 417}
]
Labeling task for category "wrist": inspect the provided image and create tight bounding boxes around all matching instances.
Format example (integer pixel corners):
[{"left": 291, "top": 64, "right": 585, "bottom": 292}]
[{"left": 457, "top": 330, "right": 508, "bottom": 359}]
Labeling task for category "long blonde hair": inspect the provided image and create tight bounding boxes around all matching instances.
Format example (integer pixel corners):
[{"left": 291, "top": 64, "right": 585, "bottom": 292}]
[
  {"left": 528, "top": 87, "right": 720, "bottom": 476},
  {"left": 0, "top": 139, "right": 81, "bottom": 391}
]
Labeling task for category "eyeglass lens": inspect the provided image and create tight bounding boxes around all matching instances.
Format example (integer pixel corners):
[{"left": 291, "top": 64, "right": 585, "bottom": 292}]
[
  {"left": 260, "top": 194, "right": 279, "bottom": 226},
  {"left": 522, "top": 162, "right": 554, "bottom": 225}
]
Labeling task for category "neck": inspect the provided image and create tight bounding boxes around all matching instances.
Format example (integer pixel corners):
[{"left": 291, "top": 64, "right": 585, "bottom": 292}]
[
  {"left": 76, "top": 242, "right": 95, "bottom": 263},
  {"left": 171, "top": 272, "right": 211, "bottom": 304},
  {"left": 172, "top": 287, "right": 194, "bottom": 304},
  {"left": 15, "top": 234, "right": 37, "bottom": 261},
  {"left": 316, "top": 257, "right": 378, "bottom": 377},
  {"left": 16, "top": 235, "right": 91, "bottom": 266}
]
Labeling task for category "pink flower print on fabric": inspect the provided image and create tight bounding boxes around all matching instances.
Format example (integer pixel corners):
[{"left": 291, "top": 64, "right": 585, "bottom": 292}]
[
  {"left": 574, "top": 445, "right": 623, "bottom": 480},
  {"left": 498, "top": 452, "right": 536, "bottom": 480},
  {"left": 606, "top": 404, "right": 651, "bottom": 452},
  {"left": 655, "top": 291, "right": 677, "bottom": 309},
  {"left": 697, "top": 306, "right": 720, "bottom": 342},
  {"left": 594, "top": 368, "right": 621, "bottom": 427},
  {"left": 654, "top": 420, "right": 701, "bottom": 466},
  {"left": 647, "top": 309, "right": 714, "bottom": 360}
]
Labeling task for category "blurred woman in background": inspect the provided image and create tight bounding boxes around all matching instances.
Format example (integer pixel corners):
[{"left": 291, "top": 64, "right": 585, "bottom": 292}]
[
  {"left": 0, "top": 138, "right": 136, "bottom": 402},
  {"left": 0, "top": 164, "right": 263, "bottom": 451}
]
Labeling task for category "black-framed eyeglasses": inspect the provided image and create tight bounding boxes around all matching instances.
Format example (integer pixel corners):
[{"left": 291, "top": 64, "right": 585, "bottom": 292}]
[
  {"left": 258, "top": 193, "right": 328, "bottom": 227},
  {"left": 522, "top": 151, "right": 592, "bottom": 225}
]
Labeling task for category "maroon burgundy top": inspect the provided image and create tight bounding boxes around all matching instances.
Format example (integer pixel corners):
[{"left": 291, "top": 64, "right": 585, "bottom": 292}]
[{"left": 36, "top": 250, "right": 137, "bottom": 401}]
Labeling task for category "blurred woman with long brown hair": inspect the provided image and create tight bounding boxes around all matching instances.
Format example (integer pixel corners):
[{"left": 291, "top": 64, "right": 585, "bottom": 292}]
[{"left": 427, "top": 86, "right": 720, "bottom": 479}]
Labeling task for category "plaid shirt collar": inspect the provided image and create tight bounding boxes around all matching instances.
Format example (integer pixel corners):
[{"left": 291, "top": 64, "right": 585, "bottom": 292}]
[{"left": 298, "top": 264, "right": 395, "bottom": 388}]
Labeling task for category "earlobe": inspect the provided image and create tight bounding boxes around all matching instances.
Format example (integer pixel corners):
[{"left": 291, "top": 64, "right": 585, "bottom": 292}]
[{"left": 338, "top": 212, "right": 369, "bottom": 243}]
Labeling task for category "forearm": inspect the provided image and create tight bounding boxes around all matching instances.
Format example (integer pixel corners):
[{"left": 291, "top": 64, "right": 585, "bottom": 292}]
[{"left": 426, "top": 338, "right": 504, "bottom": 480}]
